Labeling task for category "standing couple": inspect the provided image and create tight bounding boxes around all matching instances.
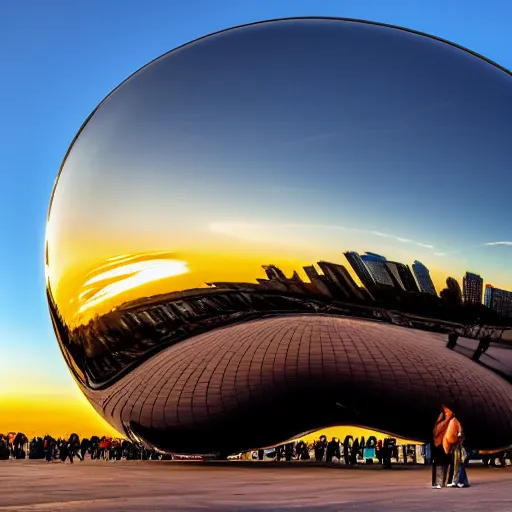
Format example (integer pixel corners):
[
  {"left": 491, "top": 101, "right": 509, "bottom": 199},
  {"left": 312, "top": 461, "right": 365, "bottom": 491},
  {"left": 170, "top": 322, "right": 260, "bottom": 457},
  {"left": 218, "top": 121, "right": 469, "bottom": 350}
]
[{"left": 431, "top": 405, "right": 470, "bottom": 488}]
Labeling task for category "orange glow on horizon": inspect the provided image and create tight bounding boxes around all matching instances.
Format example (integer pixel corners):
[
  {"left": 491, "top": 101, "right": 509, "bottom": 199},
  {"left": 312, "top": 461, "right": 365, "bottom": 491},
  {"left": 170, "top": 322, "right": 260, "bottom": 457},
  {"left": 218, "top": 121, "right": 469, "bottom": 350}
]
[
  {"left": 77, "top": 257, "right": 190, "bottom": 315},
  {"left": 0, "top": 394, "right": 121, "bottom": 440}
]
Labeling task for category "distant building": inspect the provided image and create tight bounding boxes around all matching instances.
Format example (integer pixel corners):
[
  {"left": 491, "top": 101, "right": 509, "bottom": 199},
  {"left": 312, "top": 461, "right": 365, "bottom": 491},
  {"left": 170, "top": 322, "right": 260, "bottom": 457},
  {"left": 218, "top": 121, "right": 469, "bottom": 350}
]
[
  {"left": 385, "top": 261, "right": 422, "bottom": 291},
  {"left": 317, "top": 261, "right": 365, "bottom": 300},
  {"left": 380, "top": 261, "right": 420, "bottom": 292},
  {"left": 395, "top": 263, "right": 420, "bottom": 292},
  {"left": 484, "top": 285, "right": 512, "bottom": 318},
  {"left": 263, "top": 264, "right": 287, "bottom": 281},
  {"left": 383, "top": 262, "right": 406, "bottom": 290},
  {"left": 462, "top": 272, "right": 483, "bottom": 304},
  {"left": 484, "top": 284, "right": 493, "bottom": 308},
  {"left": 290, "top": 271, "right": 304, "bottom": 283},
  {"left": 446, "top": 277, "right": 463, "bottom": 303},
  {"left": 302, "top": 265, "right": 332, "bottom": 297},
  {"left": 207, "top": 282, "right": 260, "bottom": 291},
  {"left": 412, "top": 261, "right": 437, "bottom": 295},
  {"left": 303, "top": 265, "right": 321, "bottom": 282},
  {"left": 361, "top": 252, "right": 394, "bottom": 287},
  {"left": 344, "top": 251, "right": 376, "bottom": 290}
]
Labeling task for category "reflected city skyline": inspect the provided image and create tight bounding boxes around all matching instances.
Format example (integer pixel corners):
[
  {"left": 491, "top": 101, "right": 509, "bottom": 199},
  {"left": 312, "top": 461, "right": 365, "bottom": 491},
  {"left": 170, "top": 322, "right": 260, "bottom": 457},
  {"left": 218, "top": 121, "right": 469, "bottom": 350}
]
[
  {"left": 48, "top": 244, "right": 512, "bottom": 392},
  {"left": 51, "top": 244, "right": 512, "bottom": 329}
]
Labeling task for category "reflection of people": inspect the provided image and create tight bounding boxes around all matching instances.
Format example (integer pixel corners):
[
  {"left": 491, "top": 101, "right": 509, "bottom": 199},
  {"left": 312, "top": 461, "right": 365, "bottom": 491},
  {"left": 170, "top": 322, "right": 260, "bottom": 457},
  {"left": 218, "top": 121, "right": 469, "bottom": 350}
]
[
  {"left": 472, "top": 335, "right": 492, "bottom": 361},
  {"left": 446, "top": 332, "right": 459, "bottom": 350}
]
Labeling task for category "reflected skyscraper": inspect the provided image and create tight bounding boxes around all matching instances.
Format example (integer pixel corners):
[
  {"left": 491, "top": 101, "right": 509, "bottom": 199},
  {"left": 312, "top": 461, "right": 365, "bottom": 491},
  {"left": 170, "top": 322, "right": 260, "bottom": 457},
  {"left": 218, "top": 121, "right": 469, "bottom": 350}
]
[
  {"left": 263, "top": 264, "right": 287, "bottom": 281},
  {"left": 394, "top": 263, "right": 420, "bottom": 293},
  {"left": 343, "top": 251, "right": 376, "bottom": 291},
  {"left": 412, "top": 261, "right": 437, "bottom": 296},
  {"left": 463, "top": 272, "right": 484, "bottom": 305},
  {"left": 317, "top": 261, "right": 364, "bottom": 300},
  {"left": 361, "top": 253, "right": 394, "bottom": 288},
  {"left": 447, "top": 277, "right": 463, "bottom": 303},
  {"left": 484, "top": 284, "right": 493, "bottom": 308},
  {"left": 303, "top": 264, "right": 332, "bottom": 297},
  {"left": 303, "top": 264, "right": 321, "bottom": 283},
  {"left": 484, "top": 285, "right": 512, "bottom": 318}
]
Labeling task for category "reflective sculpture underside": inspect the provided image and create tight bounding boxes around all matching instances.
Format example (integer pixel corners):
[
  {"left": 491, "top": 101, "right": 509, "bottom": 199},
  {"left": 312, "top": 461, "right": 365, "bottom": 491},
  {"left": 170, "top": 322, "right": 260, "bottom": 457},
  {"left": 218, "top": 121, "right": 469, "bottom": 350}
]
[
  {"left": 46, "top": 17, "right": 512, "bottom": 454},
  {"left": 79, "top": 315, "right": 512, "bottom": 455}
]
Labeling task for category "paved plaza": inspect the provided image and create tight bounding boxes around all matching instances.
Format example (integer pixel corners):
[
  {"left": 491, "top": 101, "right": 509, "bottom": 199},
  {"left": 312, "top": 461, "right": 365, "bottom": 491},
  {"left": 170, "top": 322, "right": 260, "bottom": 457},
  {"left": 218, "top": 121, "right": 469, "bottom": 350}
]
[{"left": 1, "top": 460, "right": 511, "bottom": 511}]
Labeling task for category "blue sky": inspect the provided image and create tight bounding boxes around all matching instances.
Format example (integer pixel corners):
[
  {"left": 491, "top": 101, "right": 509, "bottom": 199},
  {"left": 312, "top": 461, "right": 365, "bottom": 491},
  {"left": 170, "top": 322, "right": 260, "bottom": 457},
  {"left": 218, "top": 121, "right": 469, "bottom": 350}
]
[{"left": 1, "top": 0, "right": 511, "bottom": 413}]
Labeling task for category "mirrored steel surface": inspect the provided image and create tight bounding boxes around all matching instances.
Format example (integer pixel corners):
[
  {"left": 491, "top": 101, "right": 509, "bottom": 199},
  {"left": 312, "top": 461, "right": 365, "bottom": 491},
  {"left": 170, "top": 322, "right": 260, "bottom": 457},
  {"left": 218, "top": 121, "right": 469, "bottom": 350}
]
[{"left": 46, "top": 18, "right": 512, "bottom": 454}]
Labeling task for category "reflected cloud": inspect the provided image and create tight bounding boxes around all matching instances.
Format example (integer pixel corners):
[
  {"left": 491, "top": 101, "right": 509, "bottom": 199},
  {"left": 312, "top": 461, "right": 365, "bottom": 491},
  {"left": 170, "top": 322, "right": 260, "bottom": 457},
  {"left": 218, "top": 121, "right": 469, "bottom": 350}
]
[
  {"left": 208, "top": 221, "right": 273, "bottom": 243},
  {"left": 371, "top": 231, "right": 434, "bottom": 249},
  {"left": 76, "top": 253, "right": 189, "bottom": 316},
  {"left": 210, "top": 221, "right": 438, "bottom": 252},
  {"left": 435, "top": 241, "right": 512, "bottom": 259}
]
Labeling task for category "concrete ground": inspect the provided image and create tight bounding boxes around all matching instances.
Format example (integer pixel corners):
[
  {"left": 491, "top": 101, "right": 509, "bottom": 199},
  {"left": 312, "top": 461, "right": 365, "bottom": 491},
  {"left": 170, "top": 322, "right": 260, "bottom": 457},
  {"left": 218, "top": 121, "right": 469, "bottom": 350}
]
[{"left": 1, "top": 460, "right": 511, "bottom": 512}]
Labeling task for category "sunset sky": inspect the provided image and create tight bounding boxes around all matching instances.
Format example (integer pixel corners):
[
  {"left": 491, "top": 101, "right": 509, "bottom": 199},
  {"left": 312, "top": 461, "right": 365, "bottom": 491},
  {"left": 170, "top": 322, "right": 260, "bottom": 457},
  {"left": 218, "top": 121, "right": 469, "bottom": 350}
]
[{"left": 2, "top": 0, "right": 512, "bottom": 439}]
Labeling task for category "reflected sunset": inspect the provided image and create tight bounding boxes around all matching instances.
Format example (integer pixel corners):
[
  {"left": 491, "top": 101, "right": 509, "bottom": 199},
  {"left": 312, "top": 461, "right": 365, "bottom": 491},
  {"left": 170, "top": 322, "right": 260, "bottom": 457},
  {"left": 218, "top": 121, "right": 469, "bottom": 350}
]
[{"left": 76, "top": 253, "right": 190, "bottom": 317}]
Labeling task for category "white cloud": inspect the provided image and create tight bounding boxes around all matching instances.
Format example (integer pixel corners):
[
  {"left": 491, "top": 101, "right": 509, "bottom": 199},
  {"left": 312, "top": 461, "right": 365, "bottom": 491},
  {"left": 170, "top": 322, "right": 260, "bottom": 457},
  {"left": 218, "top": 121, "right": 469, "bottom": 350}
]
[
  {"left": 284, "top": 223, "right": 349, "bottom": 231},
  {"left": 209, "top": 222, "right": 438, "bottom": 252},
  {"left": 77, "top": 256, "right": 189, "bottom": 316},
  {"left": 210, "top": 221, "right": 259, "bottom": 235},
  {"left": 371, "top": 230, "right": 433, "bottom": 248},
  {"left": 484, "top": 241, "right": 512, "bottom": 246}
]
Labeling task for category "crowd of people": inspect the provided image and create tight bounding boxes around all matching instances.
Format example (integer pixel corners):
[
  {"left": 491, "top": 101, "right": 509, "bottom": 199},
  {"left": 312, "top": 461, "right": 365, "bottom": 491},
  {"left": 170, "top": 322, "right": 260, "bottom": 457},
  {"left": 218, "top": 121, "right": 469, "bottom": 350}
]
[
  {"left": 1, "top": 417, "right": 510, "bottom": 486},
  {"left": 0, "top": 431, "right": 421, "bottom": 466},
  {"left": 248, "top": 435, "right": 410, "bottom": 467},
  {"left": 0, "top": 433, "right": 171, "bottom": 462}
]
